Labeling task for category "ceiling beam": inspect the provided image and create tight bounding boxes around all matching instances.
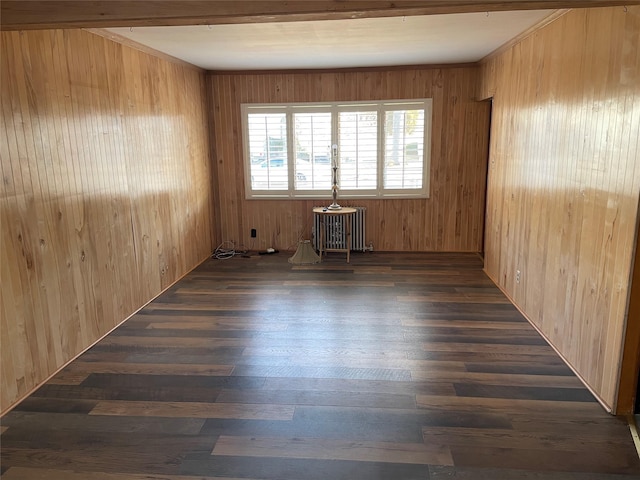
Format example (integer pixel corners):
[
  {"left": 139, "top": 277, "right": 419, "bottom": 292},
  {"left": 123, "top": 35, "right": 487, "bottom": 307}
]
[{"left": 2, "top": 1, "right": 638, "bottom": 31}]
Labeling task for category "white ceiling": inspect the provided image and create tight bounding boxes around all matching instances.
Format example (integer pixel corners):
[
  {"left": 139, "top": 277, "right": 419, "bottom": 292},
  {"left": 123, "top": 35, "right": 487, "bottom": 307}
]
[{"left": 107, "top": 10, "right": 555, "bottom": 71}]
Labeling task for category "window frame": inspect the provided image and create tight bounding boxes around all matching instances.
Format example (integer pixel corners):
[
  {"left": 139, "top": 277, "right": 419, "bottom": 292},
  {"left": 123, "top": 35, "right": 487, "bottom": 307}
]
[{"left": 241, "top": 99, "right": 432, "bottom": 200}]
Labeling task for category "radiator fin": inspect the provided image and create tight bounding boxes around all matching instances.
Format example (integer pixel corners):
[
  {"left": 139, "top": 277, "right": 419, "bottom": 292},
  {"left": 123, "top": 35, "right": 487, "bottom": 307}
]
[{"left": 313, "top": 207, "right": 366, "bottom": 252}]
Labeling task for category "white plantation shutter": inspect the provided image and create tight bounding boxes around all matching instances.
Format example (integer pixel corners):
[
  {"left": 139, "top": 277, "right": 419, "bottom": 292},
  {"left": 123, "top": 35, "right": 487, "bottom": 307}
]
[
  {"left": 383, "top": 108, "right": 425, "bottom": 190},
  {"left": 293, "top": 112, "right": 332, "bottom": 190},
  {"left": 338, "top": 111, "right": 377, "bottom": 190},
  {"left": 246, "top": 112, "right": 288, "bottom": 190}
]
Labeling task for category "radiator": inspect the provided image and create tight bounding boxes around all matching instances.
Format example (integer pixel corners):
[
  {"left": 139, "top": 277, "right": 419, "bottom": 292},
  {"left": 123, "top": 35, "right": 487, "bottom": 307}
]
[{"left": 313, "top": 206, "right": 366, "bottom": 252}]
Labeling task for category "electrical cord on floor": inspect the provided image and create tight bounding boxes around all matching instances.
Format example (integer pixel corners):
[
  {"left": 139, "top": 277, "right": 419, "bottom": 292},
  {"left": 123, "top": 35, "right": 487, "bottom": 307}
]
[{"left": 213, "top": 241, "right": 237, "bottom": 260}]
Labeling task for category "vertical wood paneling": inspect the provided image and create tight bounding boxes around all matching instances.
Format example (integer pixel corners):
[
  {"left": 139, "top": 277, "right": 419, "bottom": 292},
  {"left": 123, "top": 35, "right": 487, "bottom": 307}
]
[
  {"left": 209, "top": 67, "right": 490, "bottom": 252},
  {"left": 0, "top": 29, "right": 213, "bottom": 414},
  {"left": 481, "top": 6, "right": 640, "bottom": 411}
]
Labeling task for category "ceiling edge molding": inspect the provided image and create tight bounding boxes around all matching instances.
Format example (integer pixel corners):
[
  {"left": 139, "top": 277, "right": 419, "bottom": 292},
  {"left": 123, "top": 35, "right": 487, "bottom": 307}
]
[
  {"left": 85, "top": 28, "right": 204, "bottom": 72},
  {"left": 479, "top": 8, "right": 570, "bottom": 63}
]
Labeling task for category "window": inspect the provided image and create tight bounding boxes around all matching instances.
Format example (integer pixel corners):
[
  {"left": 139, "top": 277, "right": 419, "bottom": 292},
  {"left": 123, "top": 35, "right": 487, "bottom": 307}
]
[{"left": 242, "top": 99, "right": 432, "bottom": 199}]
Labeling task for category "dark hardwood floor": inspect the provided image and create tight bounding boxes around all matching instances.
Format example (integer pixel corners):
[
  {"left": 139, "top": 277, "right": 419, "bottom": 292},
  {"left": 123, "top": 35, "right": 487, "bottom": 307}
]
[{"left": 2, "top": 252, "right": 639, "bottom": 479}]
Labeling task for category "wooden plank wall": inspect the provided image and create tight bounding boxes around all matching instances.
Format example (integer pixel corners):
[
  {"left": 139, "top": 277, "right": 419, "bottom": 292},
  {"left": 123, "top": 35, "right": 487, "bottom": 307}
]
[
  {"left": 209, "top": 67, "right": 491, "bottom": 252},
  {"left": 0, "top": 29, "right": 213, "bottom": 414},
  {"left": 480, "top": 5, "right": 640, "bottom": 411}
]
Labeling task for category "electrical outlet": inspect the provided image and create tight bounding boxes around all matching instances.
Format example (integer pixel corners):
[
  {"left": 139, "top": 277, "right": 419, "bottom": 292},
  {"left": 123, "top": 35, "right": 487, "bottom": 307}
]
[
  {"left": 516, "top": 270, "right": 521, "bottom": 284},
  {"left": 250, "top": 228, "right": 257, "bottom": 238}
]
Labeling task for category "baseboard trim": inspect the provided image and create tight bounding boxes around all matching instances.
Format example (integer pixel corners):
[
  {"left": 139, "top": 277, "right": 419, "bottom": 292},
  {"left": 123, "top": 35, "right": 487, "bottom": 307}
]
[{"left": 628, "top": 415, "right": 640, "bottom": 459}]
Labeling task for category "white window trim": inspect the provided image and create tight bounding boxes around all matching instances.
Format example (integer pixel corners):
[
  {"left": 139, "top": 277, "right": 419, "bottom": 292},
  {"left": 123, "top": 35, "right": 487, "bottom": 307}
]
[{"left": 242, "top": 99, "right": 432, "bottom": 200}]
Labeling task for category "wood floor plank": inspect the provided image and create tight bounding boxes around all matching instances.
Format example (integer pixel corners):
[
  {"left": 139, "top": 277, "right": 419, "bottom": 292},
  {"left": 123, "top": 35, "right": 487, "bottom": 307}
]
[
  {"left": 452, "top": 382, "right": 595, "bottom": 401},
  {"left": 99, "top": 335, "right": 251, "bottom": 346},
  {"left": 79, "top": 373, "right": 265, "bottom": 389},
  {"left": 13, "top": 397, "right": 98, "bottom": 414},
  {"left": 463, "top": 362, "right": 574, "bottom": 376},
  {"left": 241, "top": 345, "right": 413, "bottom": 359},
  {"left": 1, "top": 467, "right": 252, "bottom": 480},
  {"left": 419, "top": 342, "right": 556, "bottom": 354},
  {"left": 59, "top": 362, "right": 234, "bottom": 377},
  {"left": 416, "top": 394, "right": 604, "bottom": 416},
  {"left": 450, "top": 445, "right": 640, "bottom": 475},
  {"left": 397, "top": 294, "right": 511, "bottom": 304},
  {"left": 410, "top": 370, "right": 584, "bottom": 388},
  {"left": 428, "top": 465, "right": 636, "bottom": 479},
  {"left": 407, "top": 350, "right": 567, "bottom": 364},
  {"left": 181, "top": 454, "right": 431, "bottom": 480},
  {"left": 508, "top": 416, "right": 635, "bottom": 436},
  {"left": 175, "top": 288, "right": 292, "bottom": 295},
  {"left": 1, "top": 447, "right": 185, "bottom": 477},
  {"left": 31, "top": 384, "right": 222, "bottom": 403},
  {"left": 2, "top": 411, "right": 206, "bottom": 435},
  {"left": 143, "top": 304, "right": 268, "bottom": 312},
  {"left": 231, "top": 364, "right": 412, "bottom": 381},
  {"left": 282, "top": 280, "right": 395, "bottom": 287},
  {"left": 291, "top": 404, "right": 515, "bottom": 430},
  {"left": 212, "top": 435, "right": 453, "bottom": 465},
  {"left": 421, "top": 425, "right": 634, "bottom": 451},
  {"left": 237, "top": 355, "right": 469, "bottom": 372},
  {"left": 409, "top": 333, "right": 549, "bottom": 346},
  {"left": 145, "top": 321, "right": 289, "bottom": 332},
  {"left": 401, "top": 318, "right": 533, "bottom": 329},
  {"left": 422, "top": 427, "right": 640, "bottom": 453},
  {"left": 126, "top": 314, "right": 279, "bottom": 323},
  {"left": 199, "top": 416, "right": 427, "bottom": 443},
  {"left": 262, "top": 377, "right": 458, "bottom": 397},
  {"left": 215, "top": 388, "right": 417, "bottom": 409},
  {"left": 89, "top": 401, "right": 295, "bottom": 420}
]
